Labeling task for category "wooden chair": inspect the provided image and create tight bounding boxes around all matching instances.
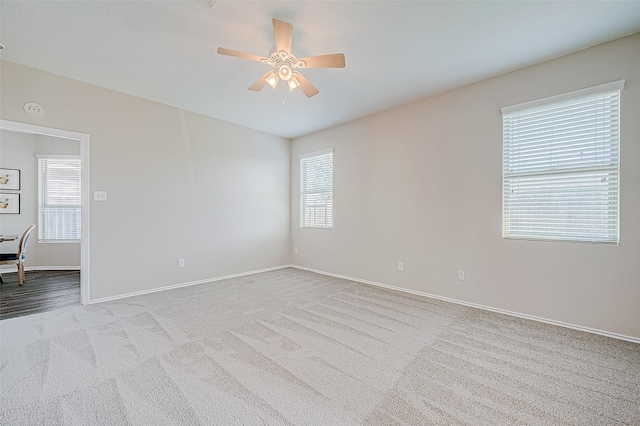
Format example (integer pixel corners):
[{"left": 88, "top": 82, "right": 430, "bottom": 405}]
[{"left": 0, "top": 224, "right": 36, "bottom": 285}]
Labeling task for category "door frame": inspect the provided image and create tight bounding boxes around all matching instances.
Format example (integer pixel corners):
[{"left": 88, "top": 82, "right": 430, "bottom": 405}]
[{"left": 0, "top": 119, "right": 90, "bottom": 305}]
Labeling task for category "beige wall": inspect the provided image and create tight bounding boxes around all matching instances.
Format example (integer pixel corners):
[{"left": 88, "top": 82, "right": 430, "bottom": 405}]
[
  {"left": 0, "top": 60, "right": 291, "bottom": 300},
  {"left": 2, "top": 33, "right": 638, "bottom": 339},
  {"left": 291, "top": 33, "right": 640, "bottom": 339}
]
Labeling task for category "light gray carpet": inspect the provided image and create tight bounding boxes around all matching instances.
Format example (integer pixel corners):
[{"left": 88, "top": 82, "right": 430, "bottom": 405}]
[{"left": 1, "top": 268, "right": 638, "bottom": 425}]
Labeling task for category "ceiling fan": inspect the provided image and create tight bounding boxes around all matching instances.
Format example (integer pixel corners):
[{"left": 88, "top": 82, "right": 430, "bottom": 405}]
[{"left": 217, "top": 18, "right": 346, "bottom": 98}]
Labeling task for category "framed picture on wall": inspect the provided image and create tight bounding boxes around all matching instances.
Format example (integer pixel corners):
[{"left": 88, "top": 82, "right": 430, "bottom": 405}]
[
  {"left": 0, "top": 168, "right": 20, "bottom": 190},
  {"left": 0, "top": 193, "right": 20, "bottom": 214}
]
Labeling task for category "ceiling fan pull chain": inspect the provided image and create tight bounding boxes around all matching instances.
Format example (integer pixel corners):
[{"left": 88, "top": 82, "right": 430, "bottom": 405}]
[{"left": 282, "top": 80, "right": 286, "bottom": 105}]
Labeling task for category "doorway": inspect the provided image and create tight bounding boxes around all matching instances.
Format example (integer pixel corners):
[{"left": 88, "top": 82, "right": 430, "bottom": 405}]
[{"left": 0, "top": 119, "right": 90, "bottom": 305}]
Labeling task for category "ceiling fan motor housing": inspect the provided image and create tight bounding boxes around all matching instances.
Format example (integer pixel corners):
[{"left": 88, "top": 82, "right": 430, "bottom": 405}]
[{"left": 262, "top": 50, "right": 306, "bottom": 81}]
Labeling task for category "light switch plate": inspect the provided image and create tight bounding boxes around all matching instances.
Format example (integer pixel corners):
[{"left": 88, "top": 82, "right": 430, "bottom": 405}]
[{"left": 94, "top": 191, "right": 107, "bottom": 201}]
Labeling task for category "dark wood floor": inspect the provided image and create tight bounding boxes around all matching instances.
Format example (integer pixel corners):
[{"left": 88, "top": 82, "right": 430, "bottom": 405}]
[{"left": 0, "top": 270, "right": 80, "bottom": 320}]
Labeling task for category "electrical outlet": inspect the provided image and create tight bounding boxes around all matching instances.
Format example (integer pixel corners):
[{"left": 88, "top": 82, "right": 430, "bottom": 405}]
[
  {"left": 398, "top": 261, "right": 404, "bottom": 271},
  {"left": 93, "top": 191, "right": 107, "bottom": 201},
  {"left": 178, "top": 259, "right": 185, "bottom": 268},
  {"left": 458, "top": 270, "right": 465, "bottom": 281},
  {"left": 294, "top": 247, "right": 298, "bottom": 254}
]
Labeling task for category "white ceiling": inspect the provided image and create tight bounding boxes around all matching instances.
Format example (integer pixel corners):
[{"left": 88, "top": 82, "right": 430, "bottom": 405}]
[{"left": 1, "top": 1, "right": 639, "bottom": 139}]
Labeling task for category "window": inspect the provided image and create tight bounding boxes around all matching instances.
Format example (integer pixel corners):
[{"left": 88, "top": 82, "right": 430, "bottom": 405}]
[
  {"left": 38, "top": 156, "right": 82, "bottom": 241},
  {"left": 300, "top": 148, "right": 333, "bottom": 229},
  {"left": 502, "top": 80, "right": 623, "bottom": 244}
]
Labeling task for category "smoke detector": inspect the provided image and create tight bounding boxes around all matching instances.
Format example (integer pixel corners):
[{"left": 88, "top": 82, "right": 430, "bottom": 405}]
[{"left": 24, "top": 102, "right": 45, "bottom": 117}]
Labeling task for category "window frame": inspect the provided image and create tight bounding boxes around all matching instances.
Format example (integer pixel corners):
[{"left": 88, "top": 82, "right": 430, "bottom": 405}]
[
  {"left": 37, "top": 155, "right": 82, "bottom": 242},
  {"left": 501, "top": 80, "right": 624, "bottom": 245},
  {"left": 300, "top": 148, "right": 334, "bottom": 229}
]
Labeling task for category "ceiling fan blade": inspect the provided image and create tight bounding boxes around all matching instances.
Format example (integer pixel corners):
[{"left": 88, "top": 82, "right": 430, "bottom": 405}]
[
  {"left": 295, "top": 73, "right": 319, "bottom": 98},
  {"left": 217, "top": 47, "right": 266, "bottom": 62},
  {"left": 248, "top": 71, "right": 273, "bottom": 91},
  {"left": 273, "top": 18, "right": 293, "bottom": 53},
  {"left": 297, "top": 53, "right": 346, "bottom": 69}
]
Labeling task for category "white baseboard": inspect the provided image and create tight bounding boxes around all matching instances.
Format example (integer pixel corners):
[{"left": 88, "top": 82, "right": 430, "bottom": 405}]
[
  {"left": 28, "top": 266, "right": 81, "bottom": 271},
  {"left": 10, "top": 262, "right": 637, "bottom": 344},
  {"left": 0, "top": 266, "right": 80, "bottom": 273},
  {"left": 89, "top": 265, "right": 294, "bottom": 304},
  {"left": 291, "top": 265, "right": 640, "bottom": 345}
]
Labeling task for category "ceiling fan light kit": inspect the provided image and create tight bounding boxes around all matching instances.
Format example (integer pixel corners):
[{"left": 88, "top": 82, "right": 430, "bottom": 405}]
[
  {"left": 288, "top": 75, "right": 301, "bottom": 91},
  {"left": 218, "top": 18, "right": 345, "bottom": 98},
  {"left": 267, "top": 71, "right": 279, "bottom": 89}
]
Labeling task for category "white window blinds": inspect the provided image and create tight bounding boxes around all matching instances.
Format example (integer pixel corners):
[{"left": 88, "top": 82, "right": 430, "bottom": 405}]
[
  {"left": 300, "top": 148, "right": 333, "bottom": 229},
  {"left": 38, "top": 157, "right": 82, "bottom": 241},
  {"left": 502, "top": 80, "right": 623, "bottom": 244}
]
